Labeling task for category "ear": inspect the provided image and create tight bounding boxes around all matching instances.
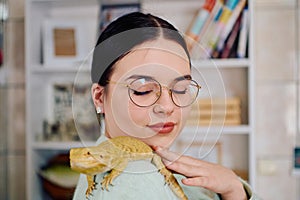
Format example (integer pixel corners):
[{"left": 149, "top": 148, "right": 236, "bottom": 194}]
[{"left": 91, "top": 83, "right": 105, "bottom": 113}]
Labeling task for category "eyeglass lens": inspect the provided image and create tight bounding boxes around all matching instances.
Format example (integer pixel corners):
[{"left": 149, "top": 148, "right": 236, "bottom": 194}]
[{"left": 128, "top": 78, "right": 199, "bottom": 107}]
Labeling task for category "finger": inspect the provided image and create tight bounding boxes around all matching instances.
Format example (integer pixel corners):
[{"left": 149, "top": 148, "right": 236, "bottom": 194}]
[
  {"left": 182, "top": 176, "right": 211, "bottom": 189},
  {"left": 166, "top": 160, "right": 207, "bottom": 178},
  {"left": 156, "top": 147, "right": 206, "bottom": 168},
  {"left": 155, "top": 147, "right": 181, "bottom": 163},
  {"left": 161, "top": 158, "right": 172, "bottom": 166}
]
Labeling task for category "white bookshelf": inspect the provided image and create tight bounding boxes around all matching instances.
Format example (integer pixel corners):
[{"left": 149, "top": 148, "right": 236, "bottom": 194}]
[{"left": 25, "top": 0, "right": 255, "bottom": 199}]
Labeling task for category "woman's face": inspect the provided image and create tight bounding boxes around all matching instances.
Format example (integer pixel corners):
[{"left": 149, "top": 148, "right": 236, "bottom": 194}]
[{"left": 101, "top": 38, "right": 192, "bottom": 148}]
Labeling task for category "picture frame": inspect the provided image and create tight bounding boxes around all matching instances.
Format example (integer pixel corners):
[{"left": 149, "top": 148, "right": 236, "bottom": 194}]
[
  {"left": 47, "top": 82, "right": 74, "bottom": 123},
  {"left": 45, "top": 82, "right": 99, "bottom": 141},
  {"left": 99, "top": 3, "right": 140, "bottom": 32},
  {"left": 43, "top": 19, "right": 88, "bottom": 66},
  {"left": 177, "top": 140, "right": 222, "bottom": 164}
]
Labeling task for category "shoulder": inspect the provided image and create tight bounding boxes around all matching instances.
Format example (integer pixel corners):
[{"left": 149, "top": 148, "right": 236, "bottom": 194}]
[
  {"left": 74, "top": 169, "right": 220, "bottom": 200},
  {"left": 73, "top": 161, "right": 177, "bottom": 200},
  {"left": 73, "top": 152, "right": 259, "bottom": 200}
]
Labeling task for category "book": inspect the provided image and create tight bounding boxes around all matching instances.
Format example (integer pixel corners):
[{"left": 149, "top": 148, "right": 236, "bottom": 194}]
[
  {"left": 187, "top": 97, "right": 242, "bottom": 126},
  {"left": 216, "top": 0, "right": 246, "bottom": 53},
  {"left": 197, "top": 0, "right": 224, "bottom": 59},
  {"left": 220, "top": 12, "right": 242, "bottom": 58},
  {"left": 237, "top": 7, "right": 249, "bottom": 58},
  {"left": 198, "top": 0, "right": 224, "bottom": 40},
  {"left": 190, "top": 0, "right": 223, "bottom": 59},
  {"left": 203, "top": 0, "right": 240, "bottom": 57},
  {"left": 185, "top": 0, "right": 216, "bottom": 51}
]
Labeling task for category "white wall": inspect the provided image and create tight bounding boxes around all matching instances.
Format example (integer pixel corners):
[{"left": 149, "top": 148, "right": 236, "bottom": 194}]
[{"left": 254, "top": 0, "right": 300, "bottom": 199}]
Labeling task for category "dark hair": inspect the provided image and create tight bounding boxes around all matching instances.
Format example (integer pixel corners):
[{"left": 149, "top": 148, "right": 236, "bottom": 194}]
[{"left": 91, "top": 12, "right": 190, "bottom": 86}]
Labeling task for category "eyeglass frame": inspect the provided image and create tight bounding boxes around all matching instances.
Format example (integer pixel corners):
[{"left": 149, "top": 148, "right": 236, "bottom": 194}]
[{"left": 106, "top": 76, "right": 201, "bottom": 108}]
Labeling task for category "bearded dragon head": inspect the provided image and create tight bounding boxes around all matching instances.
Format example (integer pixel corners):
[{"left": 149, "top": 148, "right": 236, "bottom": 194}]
[{"left": 70, "top": 146, "right": 112, "bottom": 175}]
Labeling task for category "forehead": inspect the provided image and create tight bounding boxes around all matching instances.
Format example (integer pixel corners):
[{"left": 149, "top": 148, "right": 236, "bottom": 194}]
[{"left": 111, "top": 39, "right": 190, "bottom": 83}]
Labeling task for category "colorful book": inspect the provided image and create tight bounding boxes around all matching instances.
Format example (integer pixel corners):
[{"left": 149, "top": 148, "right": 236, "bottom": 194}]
[
  {"left": 220, "top": 12, "right": 242, "bottom": 58},
  {"left": 217, "top": 0, "right": 246, "bottom": 53},
  {"left": 203, "top": 0, "right": 240, "bottom": 57},
  {"left": 198, "top": 0, "right": 224, "bottom": 40},
  {"left": 190, "top": 0, "right": 223, "bottom": 59},
  {"left": 185, "top": 0, "right": 216, "bottom": 50},
  {"left": 197, "top": 0, "right": 224, "bottom": 59}
]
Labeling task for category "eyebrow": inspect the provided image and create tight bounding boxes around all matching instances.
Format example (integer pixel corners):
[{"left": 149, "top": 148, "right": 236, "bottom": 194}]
[
  {"left": 125, "top": 74, "right": 192, "bottom": 82},
  {"left": 125, "top": 75, "right": 154, "bottom": 81},
  {"left": 174, "top": 75, "right": 192, "bottom": 81}
]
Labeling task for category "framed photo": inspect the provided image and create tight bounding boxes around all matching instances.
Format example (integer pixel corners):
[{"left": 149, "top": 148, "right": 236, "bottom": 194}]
[
  {"left": 46, "top": 82, "right": 99, "bottom": 141},
  {"left": 48, "top": 83, "right": 74, "bottom": 123},
  {"left": 43, "top": 19, "right": 88, "bottom": 66},
  {"left": 99, "top": 3, "right": 140, "bottom": 32},
  {"left": 177, "top": 140, "right": 222, "bottom": 164}
]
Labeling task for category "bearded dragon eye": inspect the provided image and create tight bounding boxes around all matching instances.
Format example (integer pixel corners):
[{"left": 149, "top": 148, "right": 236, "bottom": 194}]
[
  {"left": 87, "top": 152, "right": 91, "bottom": 155},
  {"left": 99, "top": 155, "right": 103, "bottom": 158}
]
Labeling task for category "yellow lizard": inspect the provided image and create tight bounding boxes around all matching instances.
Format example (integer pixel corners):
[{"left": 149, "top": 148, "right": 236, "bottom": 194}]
[{"left": 70, "top": 136, "right": 188, "bottom": 200}]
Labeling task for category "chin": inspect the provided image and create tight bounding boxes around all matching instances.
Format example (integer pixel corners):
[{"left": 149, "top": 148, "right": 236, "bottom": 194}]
[{"left": 153, "top": 134, "right": 178, "bottom": 149}]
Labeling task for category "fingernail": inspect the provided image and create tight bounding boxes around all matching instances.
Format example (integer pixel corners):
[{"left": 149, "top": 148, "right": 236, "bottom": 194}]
[{"left": 152, "top": 146, "right": 162, "bottom": 151}]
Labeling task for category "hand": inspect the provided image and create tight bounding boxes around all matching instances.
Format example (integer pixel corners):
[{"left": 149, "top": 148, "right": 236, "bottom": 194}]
[{"left": 154, "top": 147, "right": 247, "bottom": 200}]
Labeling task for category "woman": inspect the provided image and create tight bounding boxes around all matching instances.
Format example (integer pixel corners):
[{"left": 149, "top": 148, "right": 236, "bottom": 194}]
[{"left": 73, "top": 12, "right": 258, "bottom": 200}]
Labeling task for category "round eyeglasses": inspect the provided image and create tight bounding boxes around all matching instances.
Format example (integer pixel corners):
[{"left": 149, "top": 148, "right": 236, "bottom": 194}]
[{"left": 108, "top": 76, "right": 201, "bottom": 108}]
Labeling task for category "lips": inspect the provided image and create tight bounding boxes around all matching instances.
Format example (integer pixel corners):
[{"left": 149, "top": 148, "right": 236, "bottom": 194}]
[{"left": 148, "top": 122, "right": 175, "bottom": 134}]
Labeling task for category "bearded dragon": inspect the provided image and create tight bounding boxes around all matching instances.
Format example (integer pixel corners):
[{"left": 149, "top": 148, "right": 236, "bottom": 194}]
[{"left": 70, "top": 136, "right": 188, "bottom": 200}]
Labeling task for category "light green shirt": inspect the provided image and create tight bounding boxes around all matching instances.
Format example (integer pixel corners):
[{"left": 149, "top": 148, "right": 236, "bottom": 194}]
[{"left": 73, "top": 136, "right": 260, "bottom": 200}]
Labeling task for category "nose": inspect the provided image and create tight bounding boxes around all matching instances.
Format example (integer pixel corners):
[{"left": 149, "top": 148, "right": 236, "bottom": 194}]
[{"left": 153, "top": 86, "right": 174, "bottom": 115}]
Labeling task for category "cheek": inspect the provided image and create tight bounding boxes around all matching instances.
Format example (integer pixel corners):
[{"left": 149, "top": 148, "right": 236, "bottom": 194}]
[
  {"left": 182, "top": 106, "right": 191, "bottom": 120},
  {"left": 109, "top": 89, "right": 151, "bottom": 135},
  {"left": 177, "top": 106, "right": 191, "bottom": 127},
  {"left": 128, "top": 103, "right": 150, "bottom": 125}
]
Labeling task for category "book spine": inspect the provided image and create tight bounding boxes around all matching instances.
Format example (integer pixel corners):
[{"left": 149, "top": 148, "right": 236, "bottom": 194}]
[
  {"left": 221, "top": 13, "right": 242, "bottom": 58},
  {"left": 237, "top": 7, "right": 249, "bottom": 58},
  {"left": 217, "top": 0, "right": 246, "bottom": 52},
  {"left": 198, "top": 2, "right": 224, "bottom": 59},
  {"left": 198, "top": 0, "right": 223, "bottom": 40},
  {"left": 190, "top": 11, "right": 210, "bottom": 37},
  {"left": 186, "top": 0, "right": 216, "bottom": 50},
  {"left": 203, "top": 0, "right": 239, "bottom": 58},
  {"left": 195, "top": 0, "right": 223, "bottom": 59}
]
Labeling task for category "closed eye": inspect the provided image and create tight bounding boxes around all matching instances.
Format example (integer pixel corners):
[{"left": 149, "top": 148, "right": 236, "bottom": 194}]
[
  {"left": 172, "top": 89, "right": 187, "bottom": 94},
  {"left": 131, "top": 89, "right": 153, "bottom": 96}
]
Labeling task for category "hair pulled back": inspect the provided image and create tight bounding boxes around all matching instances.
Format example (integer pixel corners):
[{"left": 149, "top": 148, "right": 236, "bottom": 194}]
[{"left": 91, "top": 12, "right": 190, "bottom": 86}]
